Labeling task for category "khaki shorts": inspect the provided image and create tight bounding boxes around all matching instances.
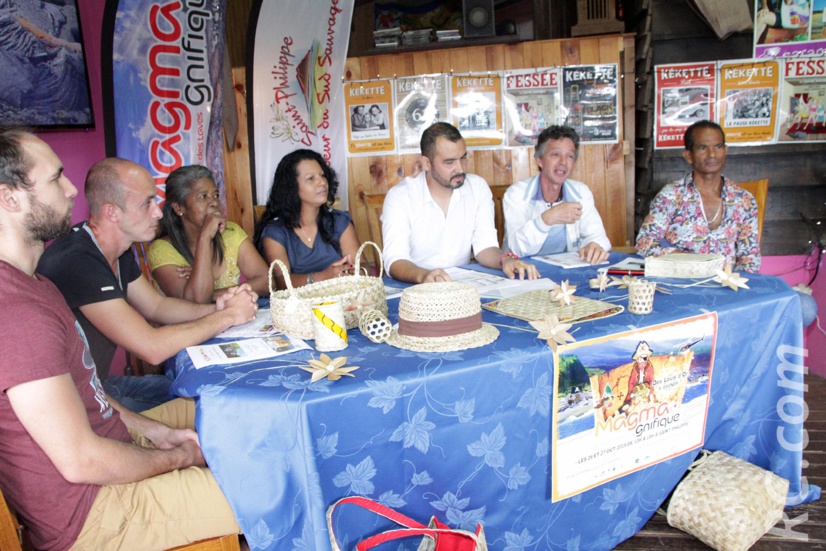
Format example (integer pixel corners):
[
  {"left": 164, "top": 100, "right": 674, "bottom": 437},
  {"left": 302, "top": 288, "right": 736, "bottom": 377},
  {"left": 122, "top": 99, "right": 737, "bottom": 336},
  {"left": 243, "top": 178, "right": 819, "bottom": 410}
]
[{"left": 68, "top": 399, "right": 240, "bottom": 551}]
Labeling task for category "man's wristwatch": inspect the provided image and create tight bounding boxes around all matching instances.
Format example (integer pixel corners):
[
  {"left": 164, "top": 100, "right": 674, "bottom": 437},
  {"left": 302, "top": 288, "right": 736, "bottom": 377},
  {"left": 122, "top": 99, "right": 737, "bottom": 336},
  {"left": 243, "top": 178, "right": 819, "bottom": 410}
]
[{"left": 307, "top": 272, "right": 314, "bottom": 284}]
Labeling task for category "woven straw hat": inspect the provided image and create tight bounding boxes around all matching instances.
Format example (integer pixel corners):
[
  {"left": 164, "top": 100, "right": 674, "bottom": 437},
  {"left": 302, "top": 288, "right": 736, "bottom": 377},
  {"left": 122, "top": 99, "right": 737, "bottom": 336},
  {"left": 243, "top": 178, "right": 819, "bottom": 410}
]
[{"left": 386, "top": 282, "right": 499, "bottom": 352}]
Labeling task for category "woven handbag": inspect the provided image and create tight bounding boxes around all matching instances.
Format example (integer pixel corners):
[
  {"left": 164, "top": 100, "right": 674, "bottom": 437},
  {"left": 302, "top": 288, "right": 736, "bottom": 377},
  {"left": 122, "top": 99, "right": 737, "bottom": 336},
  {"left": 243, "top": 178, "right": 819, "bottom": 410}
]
[
  {"left": 327, "top": 496, "right": 487, "bottom": 551},
  {"left": 665, "top": 450, "right": 789, "bottom": 551},
  {"left": 268, "top": 242, "right": 388, "bottom": 339}
]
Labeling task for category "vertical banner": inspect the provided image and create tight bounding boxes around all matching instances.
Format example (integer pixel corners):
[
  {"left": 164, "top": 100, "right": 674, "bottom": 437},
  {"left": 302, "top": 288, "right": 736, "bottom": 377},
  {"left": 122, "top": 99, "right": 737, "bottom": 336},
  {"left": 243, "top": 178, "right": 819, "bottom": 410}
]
[
  {"left": 107, "top": 0, "right": 226, "bottom": 203},
  {"left": 778, "top": 57, "right": 826, "bottom": 142},
  {"left": 718, "top": 59, "right": 781, "bottom": 144},
  {"left": 250, "top": 0, "right": 354, "bottom": 207},
  {"left": 654, "top": 62, "right": 717, "bottom": 149},
  {"left": 502, "top": 68, "right": 561, "bottom": 147},
  {"left": 561, "top": 65, "right": 619, "bottom": 144},
  {"left": 552, "top": 313, "right": 716, "bottom": 502},
  {"left": 450, "top": 73, "right": 504, "bottom": 148},
  {"left": 344, "top": 80, "right": 396, "bottom": 155},
  {"left": 754, "top": 0, "right": 826, "bottom": 59},
  {"left": 394, "top": 75, "right": 450, "bottom": 154}
]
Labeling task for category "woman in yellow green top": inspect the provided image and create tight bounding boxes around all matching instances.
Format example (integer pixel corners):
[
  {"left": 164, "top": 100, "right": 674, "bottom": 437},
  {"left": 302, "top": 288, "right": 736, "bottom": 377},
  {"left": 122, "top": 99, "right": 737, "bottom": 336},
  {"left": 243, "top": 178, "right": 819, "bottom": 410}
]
[{"left": 148, "top": 165, "right": 269, "bottom": 303}]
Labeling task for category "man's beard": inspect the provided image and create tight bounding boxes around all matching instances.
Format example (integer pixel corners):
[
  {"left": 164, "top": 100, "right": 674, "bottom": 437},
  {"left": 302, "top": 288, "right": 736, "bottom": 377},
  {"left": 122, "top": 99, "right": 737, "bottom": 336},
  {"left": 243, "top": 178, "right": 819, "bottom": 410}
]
[
  {"left": 433, "top": 172, "right": 466, "bottom": 190},
  {"left": 24, "top": 195, "right": 72, "bottom": 243}
]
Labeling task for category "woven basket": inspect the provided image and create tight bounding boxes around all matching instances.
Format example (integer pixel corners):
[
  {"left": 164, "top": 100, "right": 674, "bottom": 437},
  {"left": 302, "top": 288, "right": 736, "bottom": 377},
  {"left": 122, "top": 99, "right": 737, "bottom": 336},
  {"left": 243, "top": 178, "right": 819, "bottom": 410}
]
[
  {"left": 268, "top": 241, "right": 388, "bottom": 339},
  {"left": 666, "top": 450, "right": 789, "bottom": 551},
  {"left": 644, "top": 253, "right": 725, "bottom": 279}
]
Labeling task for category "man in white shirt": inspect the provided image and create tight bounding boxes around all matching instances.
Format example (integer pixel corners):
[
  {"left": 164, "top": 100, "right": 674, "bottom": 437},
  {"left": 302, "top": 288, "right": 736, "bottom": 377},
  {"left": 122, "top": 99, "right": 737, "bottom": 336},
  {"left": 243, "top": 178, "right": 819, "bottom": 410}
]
[
  {"left": 503, "top": 125, "right": 610, "bottom": 264},
  {"left": 381, "top": 122, "right": 539, "bottom": 283}
]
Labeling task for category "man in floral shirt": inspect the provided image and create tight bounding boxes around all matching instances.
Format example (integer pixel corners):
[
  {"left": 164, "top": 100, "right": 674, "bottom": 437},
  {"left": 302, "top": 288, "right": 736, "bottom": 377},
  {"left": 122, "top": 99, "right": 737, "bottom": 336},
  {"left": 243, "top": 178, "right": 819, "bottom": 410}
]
[{"left": 635, "top": 120, "right": 760, "bottom": 273}]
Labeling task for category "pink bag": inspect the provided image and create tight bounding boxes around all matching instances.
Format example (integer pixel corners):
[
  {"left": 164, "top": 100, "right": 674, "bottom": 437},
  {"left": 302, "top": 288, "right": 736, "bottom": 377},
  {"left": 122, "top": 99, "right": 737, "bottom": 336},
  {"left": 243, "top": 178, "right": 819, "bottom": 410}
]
[{"left": 326, "top": 496, "right": 487, "bottom": 551}]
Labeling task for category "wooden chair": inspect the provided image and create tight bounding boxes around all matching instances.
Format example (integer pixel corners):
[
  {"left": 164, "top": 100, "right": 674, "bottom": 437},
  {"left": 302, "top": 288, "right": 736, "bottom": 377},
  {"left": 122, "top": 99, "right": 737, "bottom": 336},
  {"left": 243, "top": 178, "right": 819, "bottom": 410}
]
[
  {"left": 254, "top": 204, "right": 266, "bottom": 224},
  {"left": 167, "top": 534, "right": 241, "bottom": 551},
  {"left": 738, "top": 178, "right": 769, "bottom": 244},
  {"left": 0, "top": 488, "right": 26, "bottom": 551},
  {"left": 490, "top": 185, "right": 508, "bottom": 248},
  {"left": 361, "top": 191, "right": 386, "bottom": 267},
  {"left": 1, "top": 486, "right": 239, "bottom": 551}
]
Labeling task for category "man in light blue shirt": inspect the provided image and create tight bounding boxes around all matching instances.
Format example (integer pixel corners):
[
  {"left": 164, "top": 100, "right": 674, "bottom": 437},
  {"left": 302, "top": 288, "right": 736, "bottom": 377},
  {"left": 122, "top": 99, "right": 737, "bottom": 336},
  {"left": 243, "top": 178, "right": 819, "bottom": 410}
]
[{"left": 503, "top": 125, "right": 610, "bottom": 264}]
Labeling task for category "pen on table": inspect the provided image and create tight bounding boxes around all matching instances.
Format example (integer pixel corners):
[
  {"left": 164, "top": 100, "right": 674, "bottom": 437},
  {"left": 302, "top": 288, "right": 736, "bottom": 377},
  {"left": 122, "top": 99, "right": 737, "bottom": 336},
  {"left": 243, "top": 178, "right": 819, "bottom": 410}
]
[{"left": 606, "top": 269, "right": 645, "bottom": 276}]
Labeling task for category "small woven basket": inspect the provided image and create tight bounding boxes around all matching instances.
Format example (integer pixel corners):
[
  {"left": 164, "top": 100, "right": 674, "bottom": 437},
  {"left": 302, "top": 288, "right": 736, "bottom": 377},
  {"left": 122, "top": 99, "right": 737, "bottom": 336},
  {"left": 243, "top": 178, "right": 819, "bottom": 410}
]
[
  {"left": 268, "top": 242, "right": 388, "bottom": 340},
  {"left": 627, "top": 279, "right": 656, "bottom": 315},
  {"left": 359, "top": 309, "right": 392, "bottom": 343},
  {"left": 666, "top": 450, "right": 789, "bottom": 551}
]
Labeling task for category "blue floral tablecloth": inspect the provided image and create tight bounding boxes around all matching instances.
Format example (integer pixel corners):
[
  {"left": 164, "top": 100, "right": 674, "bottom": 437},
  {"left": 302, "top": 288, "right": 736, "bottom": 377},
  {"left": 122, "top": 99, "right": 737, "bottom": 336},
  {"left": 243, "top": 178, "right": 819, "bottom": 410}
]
[{"left": 170, "top": 254, "right": 819, "bottom": 550}]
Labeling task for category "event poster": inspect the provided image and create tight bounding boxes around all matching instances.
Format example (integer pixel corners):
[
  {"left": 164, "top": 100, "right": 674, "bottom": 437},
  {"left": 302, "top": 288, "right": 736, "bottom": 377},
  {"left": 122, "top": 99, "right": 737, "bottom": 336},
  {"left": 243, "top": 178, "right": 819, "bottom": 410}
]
[
  {"left": 502, "top": 68, "right": 561, "bottom": 147},
  {"left": 562, "top": 64, "right": 619, "bottom": 143},
  {"left": 655, "top": 62, "right": 717, "bottom": 149},
  {"left": 551, "top": 313, "right": 717, "bottom": 502},
  {"left": 777, "top": 57, "right": 826, "bottom": 142},
  {"left": 450, "top": 73, "right": 504, "bottom": 147},
  {"left": 108, "top": 0, "right": 226, "bottom": 204},
  {"left": 250, "top": 0, "right": 354, "bottom": 206},
  {"left": 344, "top": 79, "right": 396, "bottom": 155},
  {"left": 718, "top": 59, "right": 781, "bottom": 143},
  {"left": 394, "top": 74, "right": 450, "bottom": 153},
  {"left": 754, "top": 0, "right": 826, "bottom": 59}
]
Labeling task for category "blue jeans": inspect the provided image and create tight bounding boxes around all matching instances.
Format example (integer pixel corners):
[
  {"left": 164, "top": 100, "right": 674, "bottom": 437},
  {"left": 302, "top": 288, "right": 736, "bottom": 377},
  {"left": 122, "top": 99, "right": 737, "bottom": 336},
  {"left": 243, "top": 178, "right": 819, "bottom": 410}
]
[{"left": 103, "top": 374, "right": 173, "bottom": 413}]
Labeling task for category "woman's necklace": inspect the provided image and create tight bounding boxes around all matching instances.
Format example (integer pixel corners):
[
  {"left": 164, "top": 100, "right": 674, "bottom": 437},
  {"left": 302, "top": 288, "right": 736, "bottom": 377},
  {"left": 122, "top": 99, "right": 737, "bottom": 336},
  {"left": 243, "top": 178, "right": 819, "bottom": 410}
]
[{"left": 298, "top": 226, "right": 315, "bottom": 243}]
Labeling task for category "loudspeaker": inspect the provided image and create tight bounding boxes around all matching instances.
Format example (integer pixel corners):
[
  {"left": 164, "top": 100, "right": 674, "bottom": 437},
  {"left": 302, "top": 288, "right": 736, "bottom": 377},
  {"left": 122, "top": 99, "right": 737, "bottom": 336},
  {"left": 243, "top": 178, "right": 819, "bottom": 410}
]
[{"left": 463, "top": 0, "right": 495, "bottom": 39}]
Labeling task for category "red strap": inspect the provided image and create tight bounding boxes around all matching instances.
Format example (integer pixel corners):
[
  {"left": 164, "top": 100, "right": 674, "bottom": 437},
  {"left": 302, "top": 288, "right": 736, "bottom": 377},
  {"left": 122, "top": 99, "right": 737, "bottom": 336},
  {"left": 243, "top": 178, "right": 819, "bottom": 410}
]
[
  {"left": 357, "top": 527, "right": 479, "bottom": 551},
  {"left": 357, "top": 528, "right": 438, "bottom": 551},
  {"left": 328, "top": 496, "right": 427, "bottom": 529}
]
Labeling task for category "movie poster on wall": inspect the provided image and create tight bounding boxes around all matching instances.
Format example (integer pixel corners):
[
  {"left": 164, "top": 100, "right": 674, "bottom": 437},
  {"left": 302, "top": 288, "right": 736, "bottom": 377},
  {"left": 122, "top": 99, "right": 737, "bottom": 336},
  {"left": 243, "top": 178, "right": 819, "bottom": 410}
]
[
  {"left": 394, "top": 74, "right": 450, "bottom": 154},
  {"left": 777, "top": 57, "right": 826, "bottom": 142},
  {"left": 654, "top": 62, "right": 717, "bottom": 149},
  {"left": 552, "top": 313, "right": 717, "bottom": 502},
  {"left": 718, "top": 59, "right": 781, "bottom": 144},
  {"left": 250, "top": 0, "right": 354, "bottom": 207},
  {"left": 502, "top": 68, "right": 561, "bottom": 147},
  {"left": 344, "top": 79, "right": 395, "bottom": 155},
  {"left": 561, "top": 64, "right": 619, "bottom": 144},
  {"left": 754, "top": 0, "right": 826, "bottom": 59},
  {"left": 450, "top": 73, "right": 504, "bottom": 148}
]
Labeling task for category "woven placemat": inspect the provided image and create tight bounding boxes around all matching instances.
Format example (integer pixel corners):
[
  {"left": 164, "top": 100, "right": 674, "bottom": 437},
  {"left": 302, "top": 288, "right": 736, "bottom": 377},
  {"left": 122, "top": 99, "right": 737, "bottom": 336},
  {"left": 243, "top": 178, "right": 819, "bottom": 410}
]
[{"left": 482, "top": 289, "right": 624, "bottom": 323}]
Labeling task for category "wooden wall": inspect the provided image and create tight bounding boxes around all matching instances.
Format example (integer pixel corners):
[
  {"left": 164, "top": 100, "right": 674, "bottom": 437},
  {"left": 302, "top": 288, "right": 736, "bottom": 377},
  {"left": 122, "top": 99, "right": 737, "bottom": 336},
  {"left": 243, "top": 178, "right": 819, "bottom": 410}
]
[{"left": 344, "top": 34, "right": 637, "bottom": 250}]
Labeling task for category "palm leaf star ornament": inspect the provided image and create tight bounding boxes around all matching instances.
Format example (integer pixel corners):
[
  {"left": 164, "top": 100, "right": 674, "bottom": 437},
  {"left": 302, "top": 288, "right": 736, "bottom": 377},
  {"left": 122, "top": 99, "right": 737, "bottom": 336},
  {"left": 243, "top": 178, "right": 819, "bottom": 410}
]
[
  {"left": 529, "top": 315, "right": 576, "bottom": 352},
  {"left": 300, "top": 354, "right": 360, "bottom": 382},
  {"left": 714, "top": 264, "right": 749, "bottom": 291},
  {"left": 595, "top": 271, "right": 611, "bottom": 292},
  {"left": 551, "top": 280, "right": 577, "bottom": 306}
]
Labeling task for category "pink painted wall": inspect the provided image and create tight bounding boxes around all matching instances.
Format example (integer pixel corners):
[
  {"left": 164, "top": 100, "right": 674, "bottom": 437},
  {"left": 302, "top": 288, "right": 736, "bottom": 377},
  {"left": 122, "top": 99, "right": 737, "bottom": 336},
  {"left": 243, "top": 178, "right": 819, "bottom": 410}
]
[{"left": 760, "top": 255, "right": 824, "bottom": 377}]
